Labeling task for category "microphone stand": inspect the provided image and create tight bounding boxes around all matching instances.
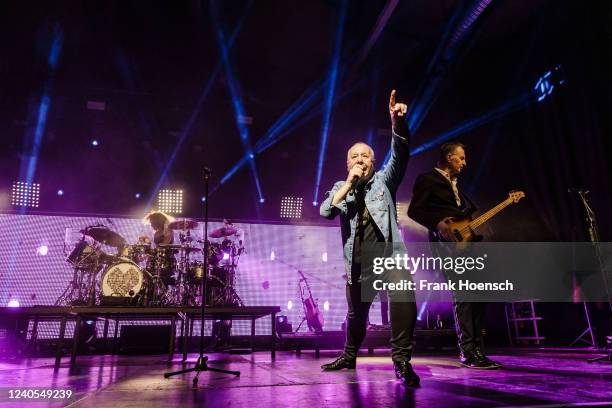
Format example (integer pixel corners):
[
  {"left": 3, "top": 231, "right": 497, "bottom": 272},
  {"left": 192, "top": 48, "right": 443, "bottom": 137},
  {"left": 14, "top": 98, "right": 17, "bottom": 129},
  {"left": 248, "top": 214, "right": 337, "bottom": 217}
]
[
  {"left": 164, "top": 167, "right": 240, "bottom": 385},
  {"left": 569, "top": 189, "right": 611, "bottom": 363}
]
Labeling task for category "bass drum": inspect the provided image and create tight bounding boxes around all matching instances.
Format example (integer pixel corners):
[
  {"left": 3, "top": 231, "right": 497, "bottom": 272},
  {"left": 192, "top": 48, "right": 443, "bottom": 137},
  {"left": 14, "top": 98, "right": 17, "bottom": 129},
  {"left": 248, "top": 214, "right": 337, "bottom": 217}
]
[{"left": 100, "top": 261, "right": 149, "bottom": 305}]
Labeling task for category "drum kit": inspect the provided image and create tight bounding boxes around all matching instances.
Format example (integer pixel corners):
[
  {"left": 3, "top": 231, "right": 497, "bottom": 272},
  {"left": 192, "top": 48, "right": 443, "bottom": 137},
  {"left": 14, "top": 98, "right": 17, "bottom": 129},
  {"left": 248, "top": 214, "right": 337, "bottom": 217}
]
[{"left": 56, "top": 220, "right": 245, "bottom": 307}]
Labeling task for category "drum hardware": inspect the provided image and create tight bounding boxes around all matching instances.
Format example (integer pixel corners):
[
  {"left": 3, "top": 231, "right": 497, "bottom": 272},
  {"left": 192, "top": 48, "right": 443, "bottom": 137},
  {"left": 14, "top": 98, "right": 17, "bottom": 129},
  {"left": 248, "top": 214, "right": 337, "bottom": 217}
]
[
  {"left": 59, "top": 218, "right": 246, "bottom": 309},
  {"left": 119, "top": 243, "right": 152, "bottom": 264},
  {"left": 80, "top": 225, "right": 126, "bottom": 248},
  {"left": 145, "top": 245, "right": 180, "bottom": 305},
  {"left": 56, "top": 261, "right": 104, "bottom": 306},
  {"left": 57, "top": 232, "right": 112, "bottom": 306}
]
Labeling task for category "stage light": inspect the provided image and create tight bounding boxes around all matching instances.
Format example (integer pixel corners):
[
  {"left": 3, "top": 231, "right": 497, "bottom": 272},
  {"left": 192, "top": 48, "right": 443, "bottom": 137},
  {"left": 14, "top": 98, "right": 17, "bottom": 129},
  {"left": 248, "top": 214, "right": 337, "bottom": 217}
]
[
  {"left": 11, "top": 181, "right": 40, "bottom": 208},
  {"left": 157, "top": 189, "right": 183, "bottom": 214},
  {"left": 77, "top": 318, "right": 97, "bottom": 350},
  {"left": 36, "top": 245, "right": 49, "bottom": 256},
  {"left": 280, "top": 197, "right": 303, "bottom": 219},
  {"left": 275, "top": 315, "right": 293, "bottom": 334},
  {"left": 259, "top": 198, "right": 265, "bottom": 203},
  {"left": 201, "top": 196, "right": 206, "bottom": 202},
  {"left": 322, "top": 252, "right": 328, "bottom": 262},
  {"left": 312, "top": 201, "right": 318, "bottom": 206},
  {"left": 57, "top": 189, "right": 64, "bottom": 196},
  {"left": 270, "top": 250, "right": 275, "bottom": 261},
  {"left": 534, "top": 65, "right": 563, "bottom": 102},
  {"left": 91, "top": 140, "right": 99, "bottom": 147},
  {"left": 7, "top": 300, "right": 19, "bottom": 308},
  {"left": 287, "top": 300, "right": 293, "bottom": 310},
  {"left": 86, "top": 100, "right": 106, "bottom": 111},
  {"left": 323, "top": 301, "right": 330, "bottom": 311},
  {"left": 417, "top": 301, "right": 428, "bottom": 321},
  {"left": 135, "top": 193, "right": 141, "bottom": 199}
]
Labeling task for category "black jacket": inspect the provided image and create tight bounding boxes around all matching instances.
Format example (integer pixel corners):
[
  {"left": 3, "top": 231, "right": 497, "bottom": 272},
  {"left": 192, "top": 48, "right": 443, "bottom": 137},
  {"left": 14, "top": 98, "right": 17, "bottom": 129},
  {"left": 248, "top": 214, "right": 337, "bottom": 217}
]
[{"left": 407, "top": 169, "right": 476, "bottom": 231}]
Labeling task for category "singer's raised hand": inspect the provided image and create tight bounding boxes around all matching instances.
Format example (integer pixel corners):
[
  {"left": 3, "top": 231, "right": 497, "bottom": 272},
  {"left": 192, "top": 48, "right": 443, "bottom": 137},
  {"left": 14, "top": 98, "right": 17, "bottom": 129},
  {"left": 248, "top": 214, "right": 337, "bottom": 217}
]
[{"left": 389, "top": 89, "right": 408, "bottom": 131}]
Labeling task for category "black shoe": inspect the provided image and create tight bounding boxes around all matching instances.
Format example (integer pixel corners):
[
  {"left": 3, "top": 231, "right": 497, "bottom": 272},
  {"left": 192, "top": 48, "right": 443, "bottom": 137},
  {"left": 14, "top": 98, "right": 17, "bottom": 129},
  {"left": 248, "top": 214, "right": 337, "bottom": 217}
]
[
  {"left": 394, "top": 361, "right": 420, "bottom": 387},
  {"left": 460, "top": 348, "right": 499, "bottom": 369},
  {"left": 474, "top": 347, "right": 503, "bottom": 368},
  {"left": 321, "top": 356, "right": 356, "bottom": 371}
]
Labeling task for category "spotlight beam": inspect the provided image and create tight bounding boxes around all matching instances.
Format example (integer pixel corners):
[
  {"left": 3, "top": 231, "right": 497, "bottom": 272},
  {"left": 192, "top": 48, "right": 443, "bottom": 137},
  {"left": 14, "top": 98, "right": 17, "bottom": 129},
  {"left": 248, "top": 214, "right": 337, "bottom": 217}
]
[
  {"left": 146, "top": 6, "right": 250, "bottom": 211},
  {"left": 257, "top": 78, "right": 364, "bottom": 154},
  {"left": 211, "top": 0, "right": 404, "bottom": 194},
  {"left": 10, "top": 24, "right": 62, "bottom": 282},
  {"left": 18, "top": 24, "right": 63, "bottom": 214},
  {"left": 211, "top": 0, "right": 264, "bottom": 203},
  {"left": 407, "top": 92, "right": 531, "bottom": 159},
  {"left": 351, "top": 0, "right": 399, "bottom": 73},
  {"left": 216, "top": 78, "right": 327, "bottom": 189},
  {"left": 407, "top": 0, "right": 495, "bottom": 133},
  {"left": 381, "top": 0, "right": 496, "bottom": 167},
  {"left": 313, "top": 0, "right": 349, "bottom": 206},
  {"left": 213, "top": 75, "right": 367, "bottom": 195}
]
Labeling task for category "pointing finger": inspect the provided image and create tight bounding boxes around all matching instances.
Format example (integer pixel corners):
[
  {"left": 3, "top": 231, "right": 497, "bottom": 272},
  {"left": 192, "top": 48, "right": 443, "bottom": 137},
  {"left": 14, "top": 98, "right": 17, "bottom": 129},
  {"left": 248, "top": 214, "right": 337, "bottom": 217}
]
[{"left": 389, "top": 89, "right": 396, "bottom": 109}]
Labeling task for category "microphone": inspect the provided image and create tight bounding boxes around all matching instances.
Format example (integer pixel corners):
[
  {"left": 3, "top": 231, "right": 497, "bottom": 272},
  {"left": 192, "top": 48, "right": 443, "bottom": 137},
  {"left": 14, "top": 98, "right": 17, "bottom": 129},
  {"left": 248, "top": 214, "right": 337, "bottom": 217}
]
[
  {"left": 350, "top": 174, "right": 359, "bottom": 195},
  {"left": 349, "top": 164, "right": 364, "bottom": 195}
]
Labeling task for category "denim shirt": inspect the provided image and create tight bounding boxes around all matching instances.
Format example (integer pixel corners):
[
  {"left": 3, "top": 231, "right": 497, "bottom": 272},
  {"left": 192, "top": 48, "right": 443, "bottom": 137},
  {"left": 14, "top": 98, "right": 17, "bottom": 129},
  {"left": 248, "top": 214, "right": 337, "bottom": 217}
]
[{"left": 320, "top": 131, "right": 410, "bottom": 284}]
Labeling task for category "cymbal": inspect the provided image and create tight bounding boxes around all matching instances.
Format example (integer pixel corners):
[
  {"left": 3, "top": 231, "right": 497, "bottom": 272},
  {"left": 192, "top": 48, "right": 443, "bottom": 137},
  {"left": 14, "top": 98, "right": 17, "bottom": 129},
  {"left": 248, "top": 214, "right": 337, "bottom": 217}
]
[
  {"left": 81, "top": 226, "right": 126, "bottom": 248},
  {"left": 209, "top": 226, "right": 239, "bottom": 238},
  {"left": 168, "top": 218, "right": 199, "bottom": 230}
]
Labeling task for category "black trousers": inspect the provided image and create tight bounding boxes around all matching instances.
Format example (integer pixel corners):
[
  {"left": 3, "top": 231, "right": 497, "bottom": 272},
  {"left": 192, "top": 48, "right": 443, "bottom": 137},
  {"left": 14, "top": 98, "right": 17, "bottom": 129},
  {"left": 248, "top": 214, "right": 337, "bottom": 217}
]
[
  {"left": 452, "top": 300, "right": 486, "bottom": 353},
  {"left": 341, "top": 280, "right": 417, "bottom": 363}
]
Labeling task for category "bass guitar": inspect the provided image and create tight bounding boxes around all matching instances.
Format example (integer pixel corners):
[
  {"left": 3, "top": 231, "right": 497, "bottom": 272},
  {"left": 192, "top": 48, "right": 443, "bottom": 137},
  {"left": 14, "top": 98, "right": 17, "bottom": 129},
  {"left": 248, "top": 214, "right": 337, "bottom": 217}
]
[{"left": 434, "top": 190, "right": 525, "bottom": 242}]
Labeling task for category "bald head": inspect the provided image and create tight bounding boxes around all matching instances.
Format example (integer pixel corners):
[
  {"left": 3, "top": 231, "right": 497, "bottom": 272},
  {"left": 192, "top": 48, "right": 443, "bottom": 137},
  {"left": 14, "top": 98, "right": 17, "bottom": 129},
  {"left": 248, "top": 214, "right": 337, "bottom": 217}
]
[
  {"left": 346, "top": 142, "right": 375, "bottom": 183},
  {"left": 347, "top": 142, "right": 375, "bottom": 162}
]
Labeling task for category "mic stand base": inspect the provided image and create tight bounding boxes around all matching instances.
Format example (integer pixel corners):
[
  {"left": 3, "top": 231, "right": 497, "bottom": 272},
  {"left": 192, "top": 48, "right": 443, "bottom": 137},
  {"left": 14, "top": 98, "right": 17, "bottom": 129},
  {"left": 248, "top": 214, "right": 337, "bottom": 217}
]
[{"left": 164, "top": 356, "right": 240, "bottom": 387}]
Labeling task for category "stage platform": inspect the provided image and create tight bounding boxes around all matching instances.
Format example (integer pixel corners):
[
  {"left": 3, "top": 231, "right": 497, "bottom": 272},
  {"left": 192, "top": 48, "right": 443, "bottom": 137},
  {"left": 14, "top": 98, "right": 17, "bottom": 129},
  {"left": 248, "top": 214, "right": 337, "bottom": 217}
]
[
  {"left": 0, "top": 306, "right": 281, "bottom": 367},
  {"left": 0, "top": 349, "right": 610, "bottom": 407}
]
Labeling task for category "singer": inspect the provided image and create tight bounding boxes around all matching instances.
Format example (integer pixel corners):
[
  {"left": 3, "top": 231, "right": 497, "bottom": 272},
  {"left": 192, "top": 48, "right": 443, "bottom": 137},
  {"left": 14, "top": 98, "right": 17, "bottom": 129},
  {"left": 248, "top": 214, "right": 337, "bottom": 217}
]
[{"left": 319, "top": 90, "right": 419, "bottom": 387}]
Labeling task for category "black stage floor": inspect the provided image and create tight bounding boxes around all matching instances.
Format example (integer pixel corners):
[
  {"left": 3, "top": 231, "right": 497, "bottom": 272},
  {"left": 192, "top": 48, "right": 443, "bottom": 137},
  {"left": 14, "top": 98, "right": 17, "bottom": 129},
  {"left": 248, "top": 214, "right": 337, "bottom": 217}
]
[{"left": 0, "top": 349, "right": 610, "bottom": 407}]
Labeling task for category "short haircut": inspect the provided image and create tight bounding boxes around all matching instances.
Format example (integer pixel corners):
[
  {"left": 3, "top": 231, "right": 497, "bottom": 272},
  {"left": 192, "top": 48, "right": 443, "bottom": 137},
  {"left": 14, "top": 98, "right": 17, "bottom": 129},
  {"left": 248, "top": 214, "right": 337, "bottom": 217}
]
[
  {"left": 439, "top": 141, "right": 465, "bottom": 163},
  {"left": 347, "top": 142, "right": 375, "bottom": 162}
]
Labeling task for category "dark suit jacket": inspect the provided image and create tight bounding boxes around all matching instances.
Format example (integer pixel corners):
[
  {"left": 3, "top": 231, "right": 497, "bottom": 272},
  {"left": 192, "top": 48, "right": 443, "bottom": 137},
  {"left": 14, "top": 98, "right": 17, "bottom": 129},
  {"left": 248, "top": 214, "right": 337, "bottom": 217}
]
[{"left": 407, "top": 169, "right": 476, "bottom": 231}]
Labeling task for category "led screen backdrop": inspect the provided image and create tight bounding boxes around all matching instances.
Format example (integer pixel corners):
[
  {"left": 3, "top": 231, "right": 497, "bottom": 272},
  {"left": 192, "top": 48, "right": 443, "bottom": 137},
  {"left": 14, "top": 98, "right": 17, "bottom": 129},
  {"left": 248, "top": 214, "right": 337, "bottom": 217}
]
[{"left": 0, "top": 214, "right": 389, "bottom": 336}]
